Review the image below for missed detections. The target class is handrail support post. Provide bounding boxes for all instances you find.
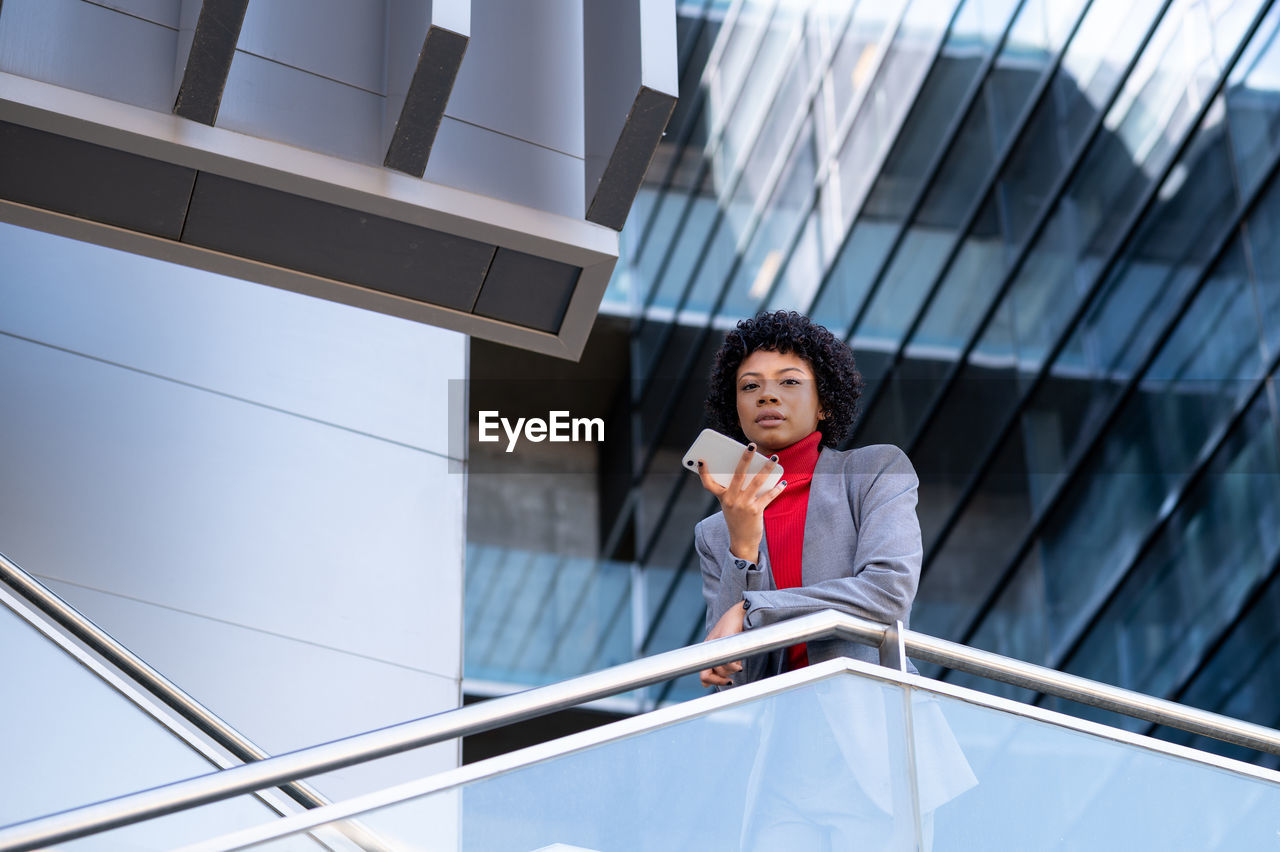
[879,619,908,672]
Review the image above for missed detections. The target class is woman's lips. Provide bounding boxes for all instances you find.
[756,410,785,425]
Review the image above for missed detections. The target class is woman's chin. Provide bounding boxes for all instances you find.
[747,430,788,453]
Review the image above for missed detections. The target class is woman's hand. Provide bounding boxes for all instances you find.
[699,602,747,687]
[696,444,786,562]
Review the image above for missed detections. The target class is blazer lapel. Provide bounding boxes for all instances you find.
[801,448,856,586]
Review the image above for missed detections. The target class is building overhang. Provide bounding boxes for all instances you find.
[0,72,620,360]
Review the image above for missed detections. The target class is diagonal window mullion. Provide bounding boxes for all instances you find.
[630,0,792,328]
[539,559,604,674]
[654,610,711,705]
[1141,545,1280,736]
[631,3,829,398]
[632,0,969,646]
[892,0,1183,459]
[634,0,940,479]
[917,0,1278,580]
[633,1,870,402]
[1044,346,1280,679]
[639,546,702,653]
[477,550,541,667]
[584,566,638,672]
[635,462,724,577]
[1144,623,1280,768]
[508,555,572,672]
[948,123,1280,654]
[794,0,1045,327]
[753,0,1028,318]
[834,0,1102,447]
[629,0,720,260]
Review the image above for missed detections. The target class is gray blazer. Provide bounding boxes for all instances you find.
[696,443,922,684]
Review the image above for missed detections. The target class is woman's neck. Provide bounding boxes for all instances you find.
[773,430,822,476]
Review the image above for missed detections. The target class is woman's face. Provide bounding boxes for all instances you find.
[735,349,824,455]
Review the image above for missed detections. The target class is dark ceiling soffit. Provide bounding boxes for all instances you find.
[0,120,195,238]
[0,117,599,343]
[174,0,251,125]
[385,26,469,177]
[472,247,582,334]
[586,86,676,231]
[181,171,495,312]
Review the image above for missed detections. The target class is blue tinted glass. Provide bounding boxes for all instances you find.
[716,122,817,323]
[857,224,969,351]
[1226,6,1280,192]
[919,3,1280,571]
[465,545,638,686]
[547,564,634,682]
[680,217,738,318]
[986,0,1090,140]
[767,208,826,313]
[248,670,1280,851]
[910,203,1008,351]
[1241,124,1280,355]
[1162,564,1280,768]
[996,1,1269,366]
[635,185,702,305]
[643,565,705,665]
[976,234,1266,662]
[862,0,1022,223]
[717,7,803,184]
[642,196,720,323]
[1063,393,1280,698]
[807,220,899,336]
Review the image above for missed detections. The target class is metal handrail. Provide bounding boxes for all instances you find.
[0,552,388,851]
[4,608,1280,851]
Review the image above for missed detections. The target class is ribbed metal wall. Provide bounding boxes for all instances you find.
[606,0,1280,766]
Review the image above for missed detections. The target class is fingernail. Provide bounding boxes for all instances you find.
[747,443,756,452]
[697,460,703,467]
[769,454,778,462]
[780,480,788,487]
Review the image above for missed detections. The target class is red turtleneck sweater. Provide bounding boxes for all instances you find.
[763,430,823,671]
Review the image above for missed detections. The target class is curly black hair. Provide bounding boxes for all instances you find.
[705,311,863,448]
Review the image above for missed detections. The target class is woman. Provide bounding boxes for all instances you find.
[694,310,923,687]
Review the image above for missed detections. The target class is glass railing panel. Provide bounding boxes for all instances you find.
[244,670,917,852]
[0,598,289,847]
[921,687,1280,849]
[213,662,1280,852]
[55,800,318,852]
[466,676,915,852]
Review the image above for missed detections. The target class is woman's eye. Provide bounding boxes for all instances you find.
[740,383,758,392]
[782,378,800,385]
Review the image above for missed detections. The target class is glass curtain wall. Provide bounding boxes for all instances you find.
[601,0,1280,763]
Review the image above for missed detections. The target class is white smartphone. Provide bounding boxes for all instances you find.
[681,428,783,496]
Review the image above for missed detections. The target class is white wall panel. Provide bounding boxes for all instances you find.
[219,50,383,163]
[85,0,182,29]
[0,599,281,838]
[0,224,463,456]
[39,579,459,802]
[237,0,386,94]
[428,115,584,218]
[447,0,584,157]
[0,0,177,111]
[0,333,462,677]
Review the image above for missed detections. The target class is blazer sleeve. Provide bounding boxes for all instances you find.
[741,445,922,630]
[696,517,771,633]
